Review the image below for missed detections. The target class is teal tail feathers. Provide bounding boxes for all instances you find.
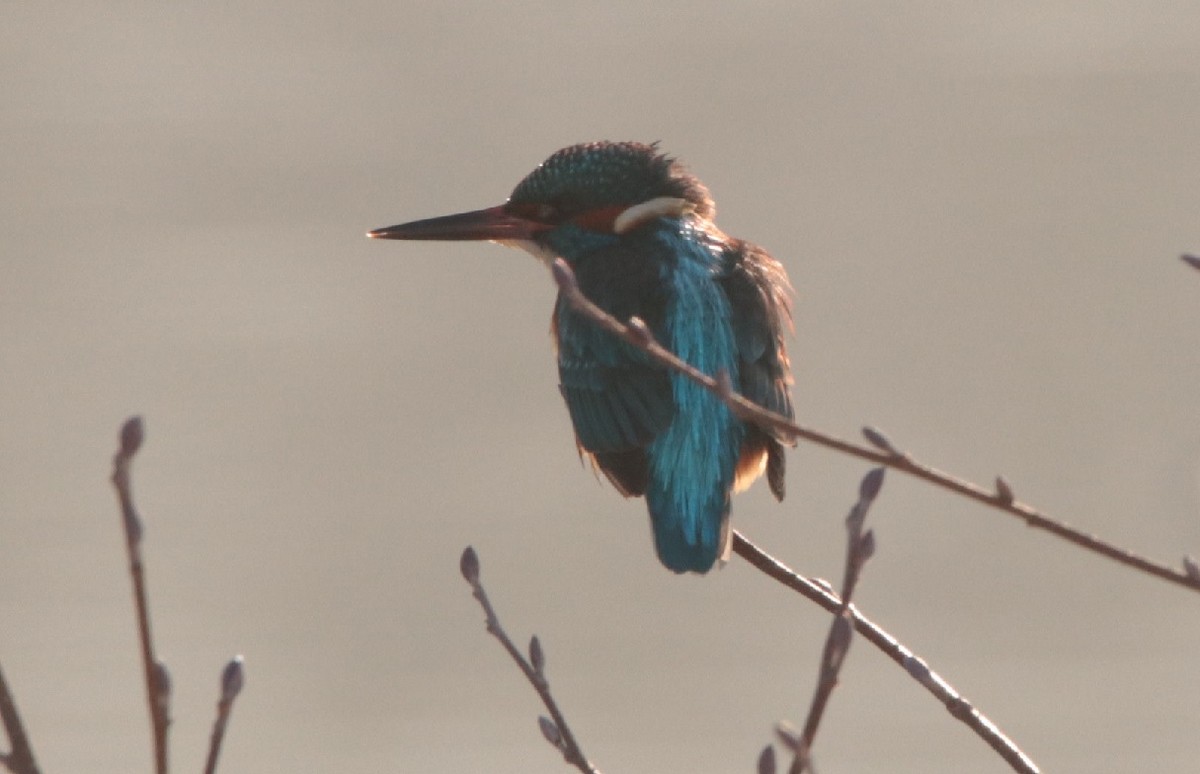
[646,483,731,573]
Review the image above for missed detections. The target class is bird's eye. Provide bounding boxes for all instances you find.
[535,203,559,222]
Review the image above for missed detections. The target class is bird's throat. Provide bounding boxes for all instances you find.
[495,238,560,266]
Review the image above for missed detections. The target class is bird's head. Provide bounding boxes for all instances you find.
[369,141,715,262]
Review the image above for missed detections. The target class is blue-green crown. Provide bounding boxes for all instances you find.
[508,142,715,221]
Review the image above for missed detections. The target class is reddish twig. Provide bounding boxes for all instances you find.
[549,257,1200,594]
[459,548,600,774]
[110,416,170,774]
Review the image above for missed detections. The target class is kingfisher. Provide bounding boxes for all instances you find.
[369,141,794,573]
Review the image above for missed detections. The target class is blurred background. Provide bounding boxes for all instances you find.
[4,3,1200,772]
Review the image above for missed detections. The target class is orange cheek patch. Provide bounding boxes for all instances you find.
[569,205,625,233]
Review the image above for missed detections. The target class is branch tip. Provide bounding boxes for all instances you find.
[220,655,245,704]
[460,546,481,584]
[119,415,145,458]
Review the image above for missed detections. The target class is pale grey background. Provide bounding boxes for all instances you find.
[3,3,1200,772]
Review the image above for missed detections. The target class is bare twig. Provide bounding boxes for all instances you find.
[732,531,1039,774]
[786,468,884,773]
[459,548,600,774]
[549,257,1200,594]
[202,656,245,774]
[0,662,39,774]
[109,416,170,774]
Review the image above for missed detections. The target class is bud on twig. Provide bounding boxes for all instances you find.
[1183,555,1200,582]
[862,425,898,455]
[220,655,245,703]
[460,546,480,585]
[774,721,801,753]
[529,635,545,676]
[859,529,877,562]
[904,655,931,683]
[120,415,145,457]
[538,715,563,749]
[995,475,1015,505]
[626,316,653,346]
[858,467,885,502]
[153,660,172,715]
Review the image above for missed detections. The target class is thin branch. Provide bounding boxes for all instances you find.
[787,468,884,773]
[549,257,1200,594]
[459,548,600,774]
[109,416,170,774]
[202,656,245,774]
[732,531,1039,774]
[0,662,39,774]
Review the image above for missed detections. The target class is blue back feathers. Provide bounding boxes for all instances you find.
[645,223,742,572]
[555,216,746,573]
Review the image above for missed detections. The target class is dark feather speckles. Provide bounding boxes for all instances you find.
[509,142,715,222]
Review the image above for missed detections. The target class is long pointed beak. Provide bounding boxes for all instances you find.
[367,205,545,242]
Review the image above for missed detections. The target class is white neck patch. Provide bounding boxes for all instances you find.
[612,196,694,235]
[495,238,559,265]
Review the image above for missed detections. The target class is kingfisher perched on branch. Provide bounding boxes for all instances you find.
[369,141,794,573]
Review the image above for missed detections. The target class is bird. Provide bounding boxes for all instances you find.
[369,141,794,574]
